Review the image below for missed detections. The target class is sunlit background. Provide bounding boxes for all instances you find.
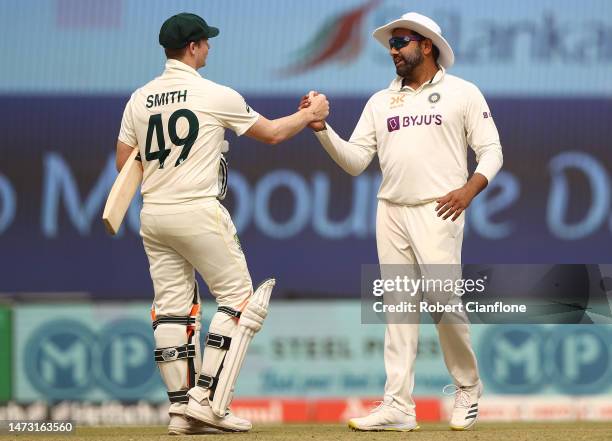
[0,0,611,425]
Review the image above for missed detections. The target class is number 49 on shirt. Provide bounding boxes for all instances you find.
[145,108,199,169]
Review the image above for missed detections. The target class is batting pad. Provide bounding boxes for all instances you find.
[153,319,201,415]
[152,290,201,416]
[211,278,275,416]
[194,310,238,401]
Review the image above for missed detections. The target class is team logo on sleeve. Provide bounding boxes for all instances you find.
[428,92,441,103]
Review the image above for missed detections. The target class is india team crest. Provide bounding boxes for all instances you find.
[428,92,441,103]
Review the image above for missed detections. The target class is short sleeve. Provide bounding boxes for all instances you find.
[208,87,260,136]
[118,94,137,147]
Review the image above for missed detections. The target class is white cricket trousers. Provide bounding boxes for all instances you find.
[376,199,480,416]
[140,198,253,316]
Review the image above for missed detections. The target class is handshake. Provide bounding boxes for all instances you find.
[299,91,329,132]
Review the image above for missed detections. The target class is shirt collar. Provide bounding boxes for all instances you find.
[163,59,202,78]
[388,66,446,92]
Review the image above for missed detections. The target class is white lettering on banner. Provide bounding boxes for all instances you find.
[231,400,283,423]
[562,334,600,381]
[469,171,519,239]
[29,151,612,240]
[312,172,371,239]
[254,170,311,239]
[0,402,47,421]
[231,170,379,239]
[547,152,611,240]
[41,153,140,237]
[41,340,88,386]
[41,153,115,237]
[0,174,16,234]
[111,337,148,384]
[495,337,541,384]
[3,399,612,424]
[228,172,252,233]
[48,402,169,425]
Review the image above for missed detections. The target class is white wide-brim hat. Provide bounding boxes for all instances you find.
[372,12,454,69]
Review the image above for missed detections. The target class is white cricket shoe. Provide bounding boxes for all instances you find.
[348,396,419,432]
[167,414,222,435]
[445,382,483,430]
[185,388,252,432]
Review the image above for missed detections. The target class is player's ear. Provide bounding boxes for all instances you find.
[422,38,433,56]
[188,41,197,54]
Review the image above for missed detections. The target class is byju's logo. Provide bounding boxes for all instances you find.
[387,116,400,132]
[387,114,442,133]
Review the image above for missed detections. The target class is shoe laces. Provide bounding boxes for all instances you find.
[443,384,470,409]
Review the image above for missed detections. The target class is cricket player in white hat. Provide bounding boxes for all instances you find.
[300,12,503,431]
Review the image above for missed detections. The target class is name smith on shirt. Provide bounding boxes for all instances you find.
[146,90,188,108]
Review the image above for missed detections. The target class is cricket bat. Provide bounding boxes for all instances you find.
[102,148,142,235]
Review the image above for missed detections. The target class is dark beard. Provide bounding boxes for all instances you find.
[395,48,424,78]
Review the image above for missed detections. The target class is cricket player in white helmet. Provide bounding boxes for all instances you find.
[115,12,328,435]
[300,12,502,432]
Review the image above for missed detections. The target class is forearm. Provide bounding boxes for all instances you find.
[436,172,489,221]
[268,110,311,144]
[464,172,489,198]
[116,140,137,171]
[313,124,374,176]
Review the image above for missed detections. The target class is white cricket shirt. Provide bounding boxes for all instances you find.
[315,68,503,206]
[118,59,259,205]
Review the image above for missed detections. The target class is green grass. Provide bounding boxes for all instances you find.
[1,423,611,441]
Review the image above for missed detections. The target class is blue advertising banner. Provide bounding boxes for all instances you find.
[0,96,611,298]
